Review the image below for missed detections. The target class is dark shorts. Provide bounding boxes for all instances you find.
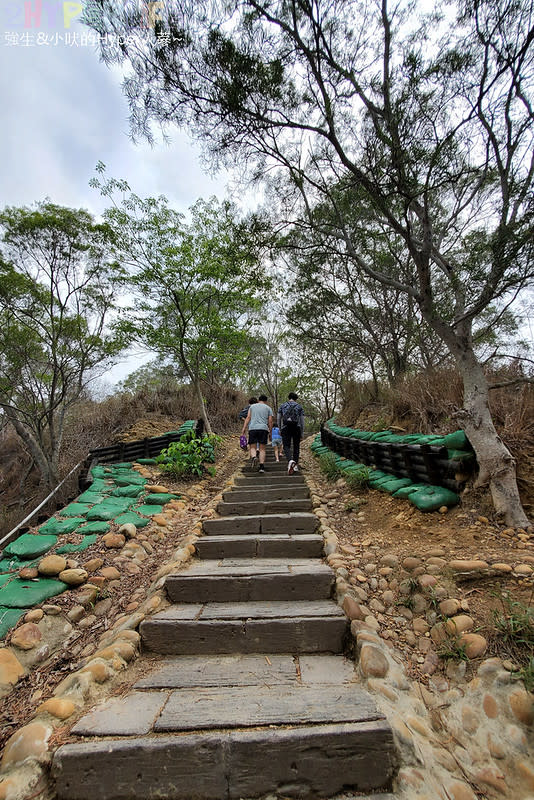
[249,429,268,445]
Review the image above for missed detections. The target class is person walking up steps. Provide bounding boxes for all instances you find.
[241,395,273,473]
[277,392,304,474]
[271,424,283,462]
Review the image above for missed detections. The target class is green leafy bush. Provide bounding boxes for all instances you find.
[344,467,371,491]
[318,452,341,482]
[156,431,222,478]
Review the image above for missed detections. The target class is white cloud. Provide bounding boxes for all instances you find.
[0,26,228,216]
[1,17,231,384]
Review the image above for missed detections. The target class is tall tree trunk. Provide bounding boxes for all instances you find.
[454,349,529,529]
[4,410,58,489]
[194,380,212,434]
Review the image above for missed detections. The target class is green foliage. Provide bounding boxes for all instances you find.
[0,201,125,487]
[156,432,222,478]
[344,468,371,491]
[91,169,273,429]
[318,452,341,482]
[437,637,469,663]
[519,659,534,694]
[492,592,534,649]
[492,591,534,689]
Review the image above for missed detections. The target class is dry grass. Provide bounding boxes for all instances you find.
[338,365,534,509]
[0,382,248,539]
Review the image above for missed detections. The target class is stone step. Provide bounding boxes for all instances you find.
[140,599,348,654]
[165,559,333,602]
[217,498,312,516]
[69,684,385,736]
[242,463,295,474]
[202,512,318,535]
[53,721,395,800]
[195,533,324,559]
[233,474,306,486]
[133,653,358,689]
[222,486,310,502]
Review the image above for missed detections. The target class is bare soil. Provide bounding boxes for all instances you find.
[300,436,534,686]
[1,427,532,760]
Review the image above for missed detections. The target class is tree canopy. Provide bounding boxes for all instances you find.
[0,201,124,488]
[86,0,534,526]
[91,171,271,431]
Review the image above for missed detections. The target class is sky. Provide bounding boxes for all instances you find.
[0,1,232,387]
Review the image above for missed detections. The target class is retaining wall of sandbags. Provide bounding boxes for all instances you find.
[311,420,476,512]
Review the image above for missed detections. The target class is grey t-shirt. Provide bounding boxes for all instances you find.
[249,402,273,431]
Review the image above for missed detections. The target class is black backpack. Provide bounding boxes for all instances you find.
[281,401,301,427]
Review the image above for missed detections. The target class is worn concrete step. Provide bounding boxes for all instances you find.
[223,486,309,503]
[70,684,385,735]
[53,721,396,800]
[217,498,312,516]
[165,559,333,602]
[242,463,295,474]
[140,599,348,654]
[233,474,306,486]
[202,512,318,536]
[195,533,324,560]
[133,653,358,689]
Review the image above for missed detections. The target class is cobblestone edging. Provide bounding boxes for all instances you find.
[305,453,534,799]
[1,442,532,800]
[0,464,231,800]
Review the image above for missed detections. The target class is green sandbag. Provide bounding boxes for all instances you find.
[393,483,429,498]
[59,503,94,518]
[369,475,396,488]
[447,449,475,461]
[0,557,31,574]
[111,462,133,469]
[136,458,157,464]
[378,478,413,493]
[85,500,132,521]
[4,533,58,559]
[0,574,12,587]
[114,475,147,487]
[90,465,108,478]
[57,534,98,553]
[111,485,146,498]
[409,485,460,511]
[77,491,108,504]
[38,518,86,536]
[114,512,150,528]
[0,577,69,608]
[136,504,164,516]
[144,493,179,505]
[367,470,389,482]
[76,521,111,535]
[442,430,470,450]
[85,478,112,492]
[0,607,27,638]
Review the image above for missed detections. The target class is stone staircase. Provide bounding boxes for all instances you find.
[52,453,397,800]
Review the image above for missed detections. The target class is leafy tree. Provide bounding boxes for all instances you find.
[92,171,271,432]
[0,202,124,489]
[86,0,534,526]
[117,360,187,395]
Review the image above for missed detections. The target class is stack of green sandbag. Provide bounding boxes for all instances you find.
[312,424,475,512]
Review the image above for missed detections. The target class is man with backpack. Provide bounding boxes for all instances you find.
[277,392,305,474]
